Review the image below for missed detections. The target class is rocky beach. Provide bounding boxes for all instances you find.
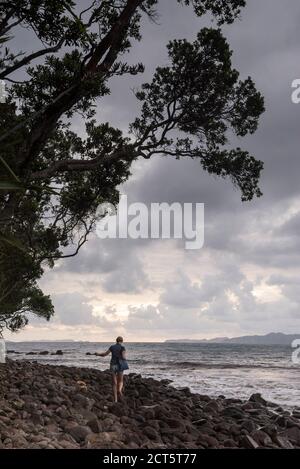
[0,359,300,449]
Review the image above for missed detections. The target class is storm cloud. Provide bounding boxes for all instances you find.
[7,0,300,341]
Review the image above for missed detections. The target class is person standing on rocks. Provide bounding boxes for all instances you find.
[96,336,128,403]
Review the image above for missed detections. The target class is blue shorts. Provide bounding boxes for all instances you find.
[110,363,123,374]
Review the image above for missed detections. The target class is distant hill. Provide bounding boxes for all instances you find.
[165,333,300,345]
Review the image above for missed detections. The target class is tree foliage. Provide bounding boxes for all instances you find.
[0,0,264,332]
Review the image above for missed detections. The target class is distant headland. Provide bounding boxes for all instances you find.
[165,332,300,345]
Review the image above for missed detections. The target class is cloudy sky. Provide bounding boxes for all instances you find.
[7,0,300,342]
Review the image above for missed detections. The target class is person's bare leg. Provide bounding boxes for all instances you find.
[117,372,124,399]
[112,373,118,402]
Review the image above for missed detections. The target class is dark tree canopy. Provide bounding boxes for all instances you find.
[0,0,264,332]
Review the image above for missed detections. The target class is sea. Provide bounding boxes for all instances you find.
[6,341,300,409]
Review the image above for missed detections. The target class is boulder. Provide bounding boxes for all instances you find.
[143,426,160,441]
[224,439,237,448]
[86,431,121,448]
[251,430,273,447]
[273,435,294,449]
[87,418,102,434]
[223,406,245,420]
[275,415,287,427]
[240,435,259,449]
[204,400,222,413]
[196,434,219,448]
[67,425,91,443]
[284,426,300,446]
[249,393,267,406]
[241,419,257,433]
[260,424,278,437]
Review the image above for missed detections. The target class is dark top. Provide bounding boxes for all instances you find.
[109,343,125,365]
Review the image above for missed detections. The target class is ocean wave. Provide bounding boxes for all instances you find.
[8,352,299,371]
[128,359,298,371]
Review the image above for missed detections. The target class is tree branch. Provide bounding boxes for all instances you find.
[29,147,136,180]
[85,0,143,73]
[0,7,15,35]
[18,0,144,171]
[0,39,65,79]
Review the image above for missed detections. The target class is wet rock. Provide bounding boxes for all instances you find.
[275,406,284,413]
[249,393,267,406]
[160,379,173,385]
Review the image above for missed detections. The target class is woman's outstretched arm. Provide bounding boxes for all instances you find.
[95,349,111,357]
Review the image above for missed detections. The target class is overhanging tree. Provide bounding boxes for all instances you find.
[0,0,264,332]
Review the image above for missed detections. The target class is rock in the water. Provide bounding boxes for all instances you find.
[249,393,267,406]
